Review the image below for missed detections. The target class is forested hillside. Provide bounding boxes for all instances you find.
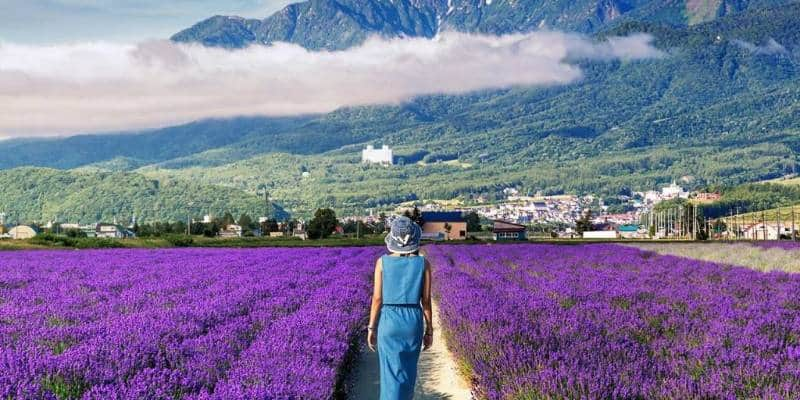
[0,2,799,219]
[0,169,285,224]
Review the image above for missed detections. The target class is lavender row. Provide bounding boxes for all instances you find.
[0,247,383,399]
[426,244,800,399]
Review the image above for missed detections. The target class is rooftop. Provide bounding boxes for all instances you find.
[421,211,465,223]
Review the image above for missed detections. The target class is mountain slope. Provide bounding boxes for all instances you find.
[0,168,286,224]
[0,117,309,170]
[2,2,800,220]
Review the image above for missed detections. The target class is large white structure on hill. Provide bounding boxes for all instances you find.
[362,145,393,165]
[661,181,688,199]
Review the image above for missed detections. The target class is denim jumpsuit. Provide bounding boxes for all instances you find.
[378,255,424,400]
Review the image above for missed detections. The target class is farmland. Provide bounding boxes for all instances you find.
[0,247,383,399]
[2,243,800,399]
[426,244,800,399]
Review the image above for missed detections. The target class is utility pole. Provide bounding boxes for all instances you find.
[777,207,782,240]
[792,206,797,241]
[761,209,767,241]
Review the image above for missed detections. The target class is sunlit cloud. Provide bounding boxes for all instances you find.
[0,31,662,137]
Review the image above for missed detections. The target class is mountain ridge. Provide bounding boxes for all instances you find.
[171,0,794,50]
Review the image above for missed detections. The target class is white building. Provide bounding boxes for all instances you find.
[582,231,619,239]
[96,224,134,239]
[362,145,393,165]
[219,224,243,238]
[741,223,792,240]
[661,182,689,200]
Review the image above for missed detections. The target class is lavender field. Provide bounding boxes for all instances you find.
[426,244,800,399]
[0,247,383,399]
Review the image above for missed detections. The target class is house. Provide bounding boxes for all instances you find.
[95,224,134,239]
[9,225,38,240]
[618,224,643,239]
[741,223,791,240]
[362,145,393,165]
[492,220,527,241]
[694,192,722,203]
[219,224,243,238]
[421,211,467,241]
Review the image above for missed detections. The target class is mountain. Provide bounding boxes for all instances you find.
[1,2,799,221]
[171,0,792,50]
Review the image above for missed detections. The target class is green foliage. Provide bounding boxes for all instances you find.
[41,375,88,400]
[701,183,800,218]
[163,235,195,247]
[307,208,338,239]
[29,233,125,249]
[403,206,425,226]
[0,168,288,224]
[575,210,593,235]
[464,211,482,232]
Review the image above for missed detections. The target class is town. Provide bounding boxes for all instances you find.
[0,171,792,243]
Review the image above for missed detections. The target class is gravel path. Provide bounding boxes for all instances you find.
[350,300,472,400]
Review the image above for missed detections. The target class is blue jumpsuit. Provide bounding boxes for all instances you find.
[378,255,425,400]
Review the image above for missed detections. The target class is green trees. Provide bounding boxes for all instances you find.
[307,208,338,239]
[403,206,424,226]
[575,209,593,235]
[464,211,482,232]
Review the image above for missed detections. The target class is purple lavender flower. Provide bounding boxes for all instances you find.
[0,247,383,399]
[426,243,800,399]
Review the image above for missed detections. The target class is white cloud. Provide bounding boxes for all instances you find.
[732,38,788,55]
[0,31,662,137]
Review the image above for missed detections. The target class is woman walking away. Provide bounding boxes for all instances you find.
[367,216,433,400]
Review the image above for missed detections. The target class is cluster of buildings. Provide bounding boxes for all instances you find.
[406,181,724,240]
[471,195,587,226]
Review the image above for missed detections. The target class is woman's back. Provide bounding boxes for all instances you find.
[381,255,424,305]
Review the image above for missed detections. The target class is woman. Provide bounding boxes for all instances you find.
[367,216,433,400]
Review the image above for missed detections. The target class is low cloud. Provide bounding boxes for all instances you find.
[0,31,662,137]
[733,38,788,55]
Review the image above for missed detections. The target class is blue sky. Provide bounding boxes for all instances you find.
[0,0,292,43]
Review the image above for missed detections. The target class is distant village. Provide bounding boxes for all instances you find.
[0,145,783,242]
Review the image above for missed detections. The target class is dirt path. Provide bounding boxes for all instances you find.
[350,300,472,400]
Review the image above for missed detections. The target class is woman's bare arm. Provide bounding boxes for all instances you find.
[367,258,383,351]
[422,258,433,350]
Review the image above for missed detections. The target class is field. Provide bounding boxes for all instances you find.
[0,247,383,399]
[426,244,800,399]
[630,242,800,273]
[3,243,800,399]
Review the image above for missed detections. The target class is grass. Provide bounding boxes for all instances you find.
[719,204,800,225]
[628,242,800,273]
[0,234,387,251]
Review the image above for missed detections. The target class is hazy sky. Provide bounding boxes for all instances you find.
[0,0,291,43]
